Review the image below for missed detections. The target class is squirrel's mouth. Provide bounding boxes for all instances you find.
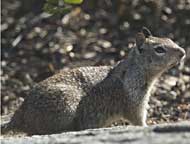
[171,51,186,68]
[169,57,185,69]
[168,60,179,69]
[169,63,176,69]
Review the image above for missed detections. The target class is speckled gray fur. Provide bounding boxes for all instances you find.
[1,28,186,135]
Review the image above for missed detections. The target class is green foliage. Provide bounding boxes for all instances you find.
[64,0,83,4]
[44,0,83,14]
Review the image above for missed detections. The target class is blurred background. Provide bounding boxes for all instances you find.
[1,0,190,125]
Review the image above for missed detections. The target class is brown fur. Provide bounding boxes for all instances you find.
[1,28,186,135]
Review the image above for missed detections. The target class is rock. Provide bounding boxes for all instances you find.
[164,76,178,87]
[1,121,190,144]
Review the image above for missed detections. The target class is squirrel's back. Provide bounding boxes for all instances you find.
[1,66,113,135]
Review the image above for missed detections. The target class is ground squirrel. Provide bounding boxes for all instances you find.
[1,27,186,135]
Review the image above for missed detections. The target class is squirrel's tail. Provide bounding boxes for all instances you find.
[1,113,15,135]
[1,121,13,135]
[1,109,23,135]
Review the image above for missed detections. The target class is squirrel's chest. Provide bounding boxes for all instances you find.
[122,72,151,104]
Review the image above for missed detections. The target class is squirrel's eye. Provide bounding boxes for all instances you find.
[154,46,166,54]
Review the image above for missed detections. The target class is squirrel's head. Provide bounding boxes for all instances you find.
[134,27,186,75]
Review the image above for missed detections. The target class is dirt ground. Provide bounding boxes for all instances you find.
[1,0,190,125]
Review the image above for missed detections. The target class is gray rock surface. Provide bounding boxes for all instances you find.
[1,121,190,144]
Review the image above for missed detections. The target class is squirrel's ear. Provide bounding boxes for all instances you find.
[136,32,146,53]
[142,27,152,38]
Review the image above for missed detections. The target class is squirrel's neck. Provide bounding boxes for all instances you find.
[108,50,158,104]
